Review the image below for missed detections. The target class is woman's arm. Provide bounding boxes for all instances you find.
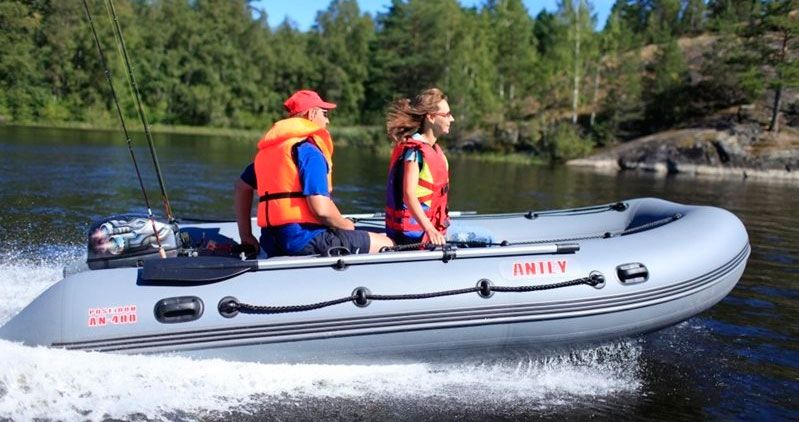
[402,160,446,245]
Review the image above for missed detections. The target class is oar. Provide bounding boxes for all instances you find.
[140,256,257,284]
[346,210,477,221]
[140,243,579,285]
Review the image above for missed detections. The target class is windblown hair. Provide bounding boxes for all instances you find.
[386,88,447,143]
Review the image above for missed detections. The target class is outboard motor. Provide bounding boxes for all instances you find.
[87,214,181,269]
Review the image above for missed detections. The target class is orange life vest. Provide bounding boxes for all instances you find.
[385,138,449,241]
[255,117,334,228]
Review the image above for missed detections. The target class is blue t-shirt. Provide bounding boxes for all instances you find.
[241,141,328,255]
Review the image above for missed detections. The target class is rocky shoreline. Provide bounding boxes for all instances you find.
[568,124,799,181]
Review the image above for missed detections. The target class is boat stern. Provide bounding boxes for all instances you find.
[0,280,65,347]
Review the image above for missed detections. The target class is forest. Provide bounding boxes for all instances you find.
[1,0,797,160]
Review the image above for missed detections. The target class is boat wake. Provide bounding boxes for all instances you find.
[0,250,643,421]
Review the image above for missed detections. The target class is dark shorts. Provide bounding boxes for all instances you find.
[300,229,371,255]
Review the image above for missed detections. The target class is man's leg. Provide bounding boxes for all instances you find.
[367,232,394,253]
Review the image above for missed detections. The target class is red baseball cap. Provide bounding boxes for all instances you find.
[283,90,337,115]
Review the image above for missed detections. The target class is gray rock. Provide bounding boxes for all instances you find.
[568,123,799,181]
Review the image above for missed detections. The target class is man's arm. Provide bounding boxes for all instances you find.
[234,178,260,252]
[306,195,355,230]
[296,142,355,230]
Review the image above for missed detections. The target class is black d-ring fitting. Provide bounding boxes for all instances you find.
[352,287,371,307]
[218,296,240,318]
[333,259,348,271]
[611,202,628,211]
[442,245,456,263]
[477,278,494,298]
[588,271,606,289]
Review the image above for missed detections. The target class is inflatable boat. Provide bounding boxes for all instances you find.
[0,198,749,363]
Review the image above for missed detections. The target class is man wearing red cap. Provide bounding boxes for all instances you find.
[235,90,394,257]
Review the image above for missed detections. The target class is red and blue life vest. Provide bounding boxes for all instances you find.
[385,138,449,242]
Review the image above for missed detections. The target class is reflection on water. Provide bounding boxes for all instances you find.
[0,126,797,420]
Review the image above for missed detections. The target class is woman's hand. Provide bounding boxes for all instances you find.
[425,227,446,246]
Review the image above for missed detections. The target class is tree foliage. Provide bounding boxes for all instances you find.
[0,0,796,160]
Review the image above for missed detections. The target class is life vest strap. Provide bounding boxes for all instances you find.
[418,179,449,195]
[259,191,306,202]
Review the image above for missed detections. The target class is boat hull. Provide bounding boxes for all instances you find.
[0,198,750,363]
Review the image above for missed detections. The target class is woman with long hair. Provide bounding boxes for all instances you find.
[385,88,455,246]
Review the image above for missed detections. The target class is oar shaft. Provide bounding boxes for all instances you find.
[253,243,578,271]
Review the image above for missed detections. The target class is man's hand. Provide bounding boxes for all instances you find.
[239,232,260,258]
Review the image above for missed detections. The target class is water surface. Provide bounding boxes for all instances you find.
[0,126,796,420]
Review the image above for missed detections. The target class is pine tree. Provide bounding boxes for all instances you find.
[597,2,644,141]
[751,0,799,132]
[364,0,463,123]
[708,0,761,28]
[646,0,681,42]
[309,0,375,125]
[447,8,500,131]
[681,0,706,35]
[645,37,690,129]
[484,0,538,119]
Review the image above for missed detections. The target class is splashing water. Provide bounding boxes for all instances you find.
[0,249,642,421]
[0,248,83,325]
[0,340,642,421]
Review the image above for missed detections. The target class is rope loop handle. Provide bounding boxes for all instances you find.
[229,272,603,315]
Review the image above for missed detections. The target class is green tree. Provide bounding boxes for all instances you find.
[645,0,681,42]
[485,0,538,118]
[445,7,500,134]
[681,0,706,35]
[555,0,596,124]
[364,0,463,124]
[309,0,375,125]
[597,4,644,140]
[708,0,761,29]
[645,37,690,128]
[0,0,46,121]
[271,21,319,116]
[748,0,799,132]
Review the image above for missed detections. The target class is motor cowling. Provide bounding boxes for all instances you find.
[87,214,180,269]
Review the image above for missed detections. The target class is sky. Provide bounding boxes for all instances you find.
[252,1,615,31]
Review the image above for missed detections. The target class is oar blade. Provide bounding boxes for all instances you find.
[140,256,256,284]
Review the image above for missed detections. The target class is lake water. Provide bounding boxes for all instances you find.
[0,126,796,421]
